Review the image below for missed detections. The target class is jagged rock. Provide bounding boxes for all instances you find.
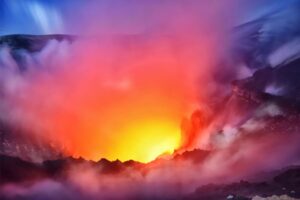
[2,153,299,199]
[0,34,74,52]
[173,149,210,164]
[0,154,46,184]
[252,195,300,200]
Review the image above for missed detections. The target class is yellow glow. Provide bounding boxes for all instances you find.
[110,120,181,163]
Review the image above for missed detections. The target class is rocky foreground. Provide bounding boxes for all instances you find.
[0,153,299,200]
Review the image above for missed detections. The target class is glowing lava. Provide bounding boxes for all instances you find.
[114,119,181,162]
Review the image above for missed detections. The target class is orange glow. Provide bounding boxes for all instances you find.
[111,119,180,162]
[7,36,215,162]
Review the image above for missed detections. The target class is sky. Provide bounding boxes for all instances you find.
[0,0,297,36]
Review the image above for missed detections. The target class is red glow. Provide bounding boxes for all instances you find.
[6,36,216,162]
